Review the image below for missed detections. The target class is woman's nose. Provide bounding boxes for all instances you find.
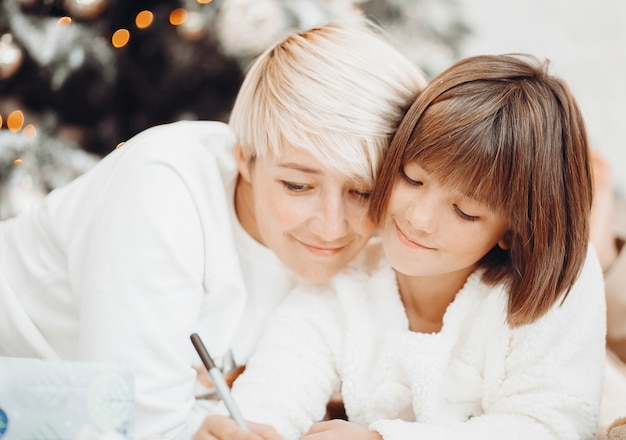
[308,193,349,242]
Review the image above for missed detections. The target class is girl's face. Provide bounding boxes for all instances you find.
[236,142,376,283]
[381,162,509,283]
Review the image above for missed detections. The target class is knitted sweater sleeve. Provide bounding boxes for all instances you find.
[370,247,607,440]
[225,284,344,440]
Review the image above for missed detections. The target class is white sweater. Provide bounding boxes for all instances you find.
[229,240,607,440]
[0,121,296,439]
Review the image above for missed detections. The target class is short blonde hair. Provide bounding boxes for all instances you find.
[229,20,427,185]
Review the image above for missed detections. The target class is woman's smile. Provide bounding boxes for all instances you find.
[296,236,348,257]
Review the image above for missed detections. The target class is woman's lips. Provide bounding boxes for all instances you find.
[299,241,345,257]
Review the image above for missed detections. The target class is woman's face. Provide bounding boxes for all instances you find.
[236,141,376,283]
[381,162,509,283]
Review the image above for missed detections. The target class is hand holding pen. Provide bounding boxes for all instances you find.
[190,334,283,440]
[190,333,250,431]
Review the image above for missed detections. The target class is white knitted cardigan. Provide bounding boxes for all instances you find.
[227,241,606,440]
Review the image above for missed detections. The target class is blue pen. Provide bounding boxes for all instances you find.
[190,333,250,431]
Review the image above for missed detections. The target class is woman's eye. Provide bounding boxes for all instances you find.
[400,168,422,186]
[282,181,309,192]
[454,205,479,222]
[350,189,371,201]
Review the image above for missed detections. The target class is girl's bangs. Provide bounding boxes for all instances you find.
[404,136,509,211]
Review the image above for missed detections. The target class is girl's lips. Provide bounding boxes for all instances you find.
[395,224,434,250]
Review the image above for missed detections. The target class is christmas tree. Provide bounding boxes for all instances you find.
[0,0,469,218]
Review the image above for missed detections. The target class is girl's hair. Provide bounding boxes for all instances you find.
[370,54,593,327]
[229,20,427,185]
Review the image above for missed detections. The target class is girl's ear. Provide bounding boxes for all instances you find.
[498,230,513,250]
[234,145,252,183]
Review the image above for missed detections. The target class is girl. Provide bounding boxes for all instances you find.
[198,54,606,440]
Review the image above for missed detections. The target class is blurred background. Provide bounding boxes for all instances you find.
[0,0,624,219]
[457,0,626,200]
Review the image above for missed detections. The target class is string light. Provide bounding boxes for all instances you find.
[6,110,24,132]
[169,8,187,26]
[0,111,37,139]
[105,3,217,49]
[112,29,130,48]
[57,16,72,26]
[135,10,153,29]
[22,124,37,139]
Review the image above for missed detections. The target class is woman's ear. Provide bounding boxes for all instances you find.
[234,145,253,183]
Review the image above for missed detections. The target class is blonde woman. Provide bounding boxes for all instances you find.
[0,21,426,439]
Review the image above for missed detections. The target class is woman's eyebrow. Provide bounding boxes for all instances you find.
[275,162,321,175]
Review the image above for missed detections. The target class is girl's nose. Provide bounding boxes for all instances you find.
[406,193,439,234]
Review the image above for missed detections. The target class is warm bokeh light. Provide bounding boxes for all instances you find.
[0,115,3,128]
[22,124,36,139]
[57,16,72,26]
[13,158,23,166]
[135,10,153,29]
[115,141,125,149]
[197,0,213,4]
[169,8,187,26]
[7,110,24,132]
[112,29,131,48]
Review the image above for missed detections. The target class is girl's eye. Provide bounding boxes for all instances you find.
[454,205,479,222]
[400,168,422,186]
[282,181,310,192]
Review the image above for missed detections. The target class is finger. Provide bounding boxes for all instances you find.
[192,426,219,440]
[197,415,261,440]
[302,420,353,439]
[303,420,334,435]
[192,417,217,440]
[206,424,261,440]
[248,421,283,440]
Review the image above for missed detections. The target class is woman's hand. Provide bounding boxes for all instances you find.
[301,420,383,440]
[193,414,283,440]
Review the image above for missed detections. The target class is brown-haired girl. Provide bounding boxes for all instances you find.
[199,54,606,440]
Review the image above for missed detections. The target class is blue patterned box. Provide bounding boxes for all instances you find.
[0,357,134,439]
